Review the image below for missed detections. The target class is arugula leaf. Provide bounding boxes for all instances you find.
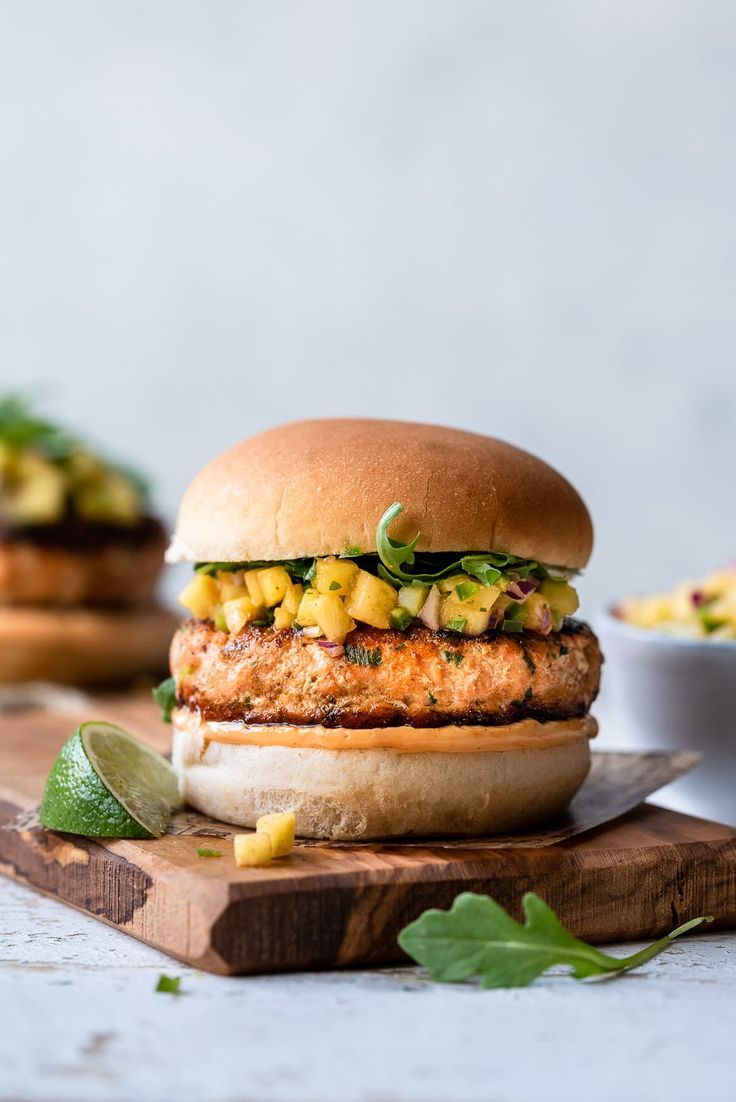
[0,394,79,459]
[196,558,315,580]
[398,892,713,989]
[374,503,565,589]
[340,545,364,558]
[152,677,177,723]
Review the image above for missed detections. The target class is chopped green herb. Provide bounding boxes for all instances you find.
[520,643,536,674]
[394,642,406,650]
[244,696,251,708]
[341,545,364,558]
[345,643,382,667]
[427,690,438,705]
[155,974,182,995]
[196,847,222,859]
[443,650,464,667]
[455,581,479,602]
[445,617,467,633]
[292,622,302,631]
[558,642,569,657]
[152,677,177,724]
[329,580,342,591]
[398,891,713,989]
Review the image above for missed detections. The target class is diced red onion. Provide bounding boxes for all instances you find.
[505,578,538,602]
[418,584,441,631]
[487,608,504,630]
[691,590,705,608]
[318,639,345,657]
[301,625,322,638]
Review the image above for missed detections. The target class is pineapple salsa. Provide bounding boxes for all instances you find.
[0,395,147,528]
[178,503,580,646]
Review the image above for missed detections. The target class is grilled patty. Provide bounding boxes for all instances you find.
[172,619,603,728]
[0,518,166,607]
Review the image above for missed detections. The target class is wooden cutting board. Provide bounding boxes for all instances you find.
[1,694,735,975]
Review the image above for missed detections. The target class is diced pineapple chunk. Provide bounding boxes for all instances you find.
[539,579,579,617]
[222,596,259,634]
[244,569,265,607]
[315,557,359,596]
[74,470,141,524]
[295,587,322,627]
[345,570,398,629]
[257,566,292,607]
[440,582,500,635]
[282,583,304,616]
[273,605,295,630]
[220,576,246,603]
[437,573,467,596]
[398,585,429,616]
[440,598,491,636]
[234,833,272,868]
[315,592,356,643]
[178,574,220,620]
[7,456,66,524]
[520,592,554,633]
[256,812,295,857]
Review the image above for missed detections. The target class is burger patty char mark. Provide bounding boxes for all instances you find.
[172,619,602,728]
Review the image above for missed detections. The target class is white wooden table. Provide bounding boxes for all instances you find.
[1,873,734,1102]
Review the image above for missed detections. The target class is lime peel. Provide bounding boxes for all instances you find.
[40,721,180,839]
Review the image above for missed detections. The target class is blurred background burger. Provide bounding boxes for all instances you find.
[0,395,174,684]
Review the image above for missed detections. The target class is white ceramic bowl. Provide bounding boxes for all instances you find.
[597,610,736,825]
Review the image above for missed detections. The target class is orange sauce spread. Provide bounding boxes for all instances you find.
[174,710,597,755]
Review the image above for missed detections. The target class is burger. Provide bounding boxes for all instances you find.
[0,395,175,684]
[164,418,602,840]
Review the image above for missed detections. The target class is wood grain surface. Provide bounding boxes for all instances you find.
[1,694,735,975]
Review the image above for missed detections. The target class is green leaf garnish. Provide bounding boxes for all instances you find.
[398,892,714,989]
[196,557,316,580]
[374,503,567,590]
[340,545,364,558]
[155,974,182,995]
[197,847,222,858]
[152,677,177,724]
[443,650,464,667]
[344,643,382,667]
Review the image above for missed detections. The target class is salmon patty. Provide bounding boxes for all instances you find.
[172,619,602,728]
[0,518,166,607]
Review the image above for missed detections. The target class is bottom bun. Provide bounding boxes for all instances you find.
[172,712,595,840]
[0,604,177,685]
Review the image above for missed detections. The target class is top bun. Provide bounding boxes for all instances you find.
[168,419,593,569]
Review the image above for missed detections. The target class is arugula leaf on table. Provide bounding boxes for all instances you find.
[152,677,177,724]
[398,892,713,989]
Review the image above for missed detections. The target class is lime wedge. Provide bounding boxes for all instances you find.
[40,721,180,839]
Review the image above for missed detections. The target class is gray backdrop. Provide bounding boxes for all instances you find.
[2,1,735,612]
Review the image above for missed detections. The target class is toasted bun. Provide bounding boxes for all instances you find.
[171,713,593,840]
[168,419,593,569]
[0,604,177,685]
